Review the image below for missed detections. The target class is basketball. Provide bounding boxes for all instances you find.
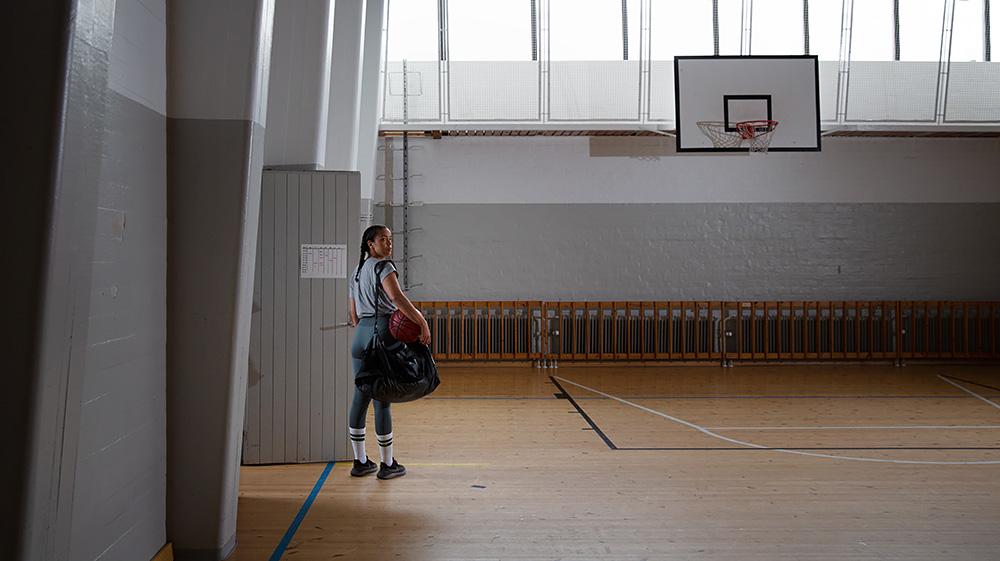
[389,309,421,343]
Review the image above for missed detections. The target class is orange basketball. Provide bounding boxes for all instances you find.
[389,309,421,343]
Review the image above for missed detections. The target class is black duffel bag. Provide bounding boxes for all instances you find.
[354,261,440,403]
[355,336,440,403]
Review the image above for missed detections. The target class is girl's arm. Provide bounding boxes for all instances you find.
[381,272,431,344]
[349,297,359,327]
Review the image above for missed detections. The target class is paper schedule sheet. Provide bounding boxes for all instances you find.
[300,244,347,278]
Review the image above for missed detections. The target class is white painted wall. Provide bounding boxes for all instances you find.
[324,0,365,170]
[264,0,335,167]
[109,0,166,115]
[380,135,1000,301]
[166,2,275,558]
[167,0,273,125]
[357,0,386,198]
[69,1,168,560]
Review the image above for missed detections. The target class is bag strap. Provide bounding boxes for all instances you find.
[372,259,394,301]
[370,259,395,340]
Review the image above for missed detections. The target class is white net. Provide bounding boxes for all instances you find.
[696,121,744,148]
[695,120,779,154]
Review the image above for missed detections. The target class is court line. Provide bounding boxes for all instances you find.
[405,462,492,467]
[616,447,1000,451]
[706,425,1000,430]
[552,376,1000,465]
[569,394,974,400]
[939,375,1000,411]
[426,395,987,401]
[269,461,334,561]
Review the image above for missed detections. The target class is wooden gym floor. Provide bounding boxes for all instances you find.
[230,364,1000,561]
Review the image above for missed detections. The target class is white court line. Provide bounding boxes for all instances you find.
[706,425,1000,431]
[553,376,1000,465]
[938,375,1000,411]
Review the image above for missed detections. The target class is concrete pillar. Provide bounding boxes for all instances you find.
[264,0,336,169]
[357,0,388,199]
[5,1,115,559]
[324,0,366,171]
[166,1,274,559]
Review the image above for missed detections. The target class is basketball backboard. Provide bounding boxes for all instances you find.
[674,55,821,152]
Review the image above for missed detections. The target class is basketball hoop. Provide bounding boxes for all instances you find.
[696,121,744,149]
[736,120,779,154]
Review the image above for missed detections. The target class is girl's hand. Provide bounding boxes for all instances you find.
[419,321,432,345]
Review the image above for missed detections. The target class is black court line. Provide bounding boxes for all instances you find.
[549,376,618,450]
[566,394,975,400]
[616,446,1000,451]
[553,377,1000,453]
[939,374,1000,394]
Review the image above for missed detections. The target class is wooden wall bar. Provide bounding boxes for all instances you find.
[413,301,1000,363]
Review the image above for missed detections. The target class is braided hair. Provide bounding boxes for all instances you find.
[356,224,388,283]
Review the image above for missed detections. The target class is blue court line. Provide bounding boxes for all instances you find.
[269,461,334,561]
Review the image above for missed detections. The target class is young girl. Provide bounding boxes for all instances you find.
[347,225,431,479]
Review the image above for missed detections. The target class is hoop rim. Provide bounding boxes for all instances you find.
[736,119,779,139]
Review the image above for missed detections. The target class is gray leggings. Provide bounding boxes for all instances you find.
[349,316,393,433]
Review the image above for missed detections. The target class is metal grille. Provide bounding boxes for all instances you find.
[414,301,1000,363]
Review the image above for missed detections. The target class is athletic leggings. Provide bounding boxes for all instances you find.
[349,316,394,433]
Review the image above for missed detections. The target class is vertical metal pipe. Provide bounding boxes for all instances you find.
[401,59,409,123]
[837,0,854,123]
[985,0,992,61]
[542,0,550,122]
[804,0,811,54]
[531,0,538,60]
[383,137,393,230]
[439,0,449,122]
[402,130,409,287]
[622,0,630,60]
[742,0,754,55]
[713,0,720,55]
[894,0,901,61]
[937,0,957,123]
[640,0,651,122]
[400,60,409,286]
[438,0,447,61]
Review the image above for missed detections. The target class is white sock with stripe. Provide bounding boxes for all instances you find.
[377,432,394,466]
[349,427,366,462]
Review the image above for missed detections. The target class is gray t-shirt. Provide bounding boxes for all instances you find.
[349,257,398,317]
